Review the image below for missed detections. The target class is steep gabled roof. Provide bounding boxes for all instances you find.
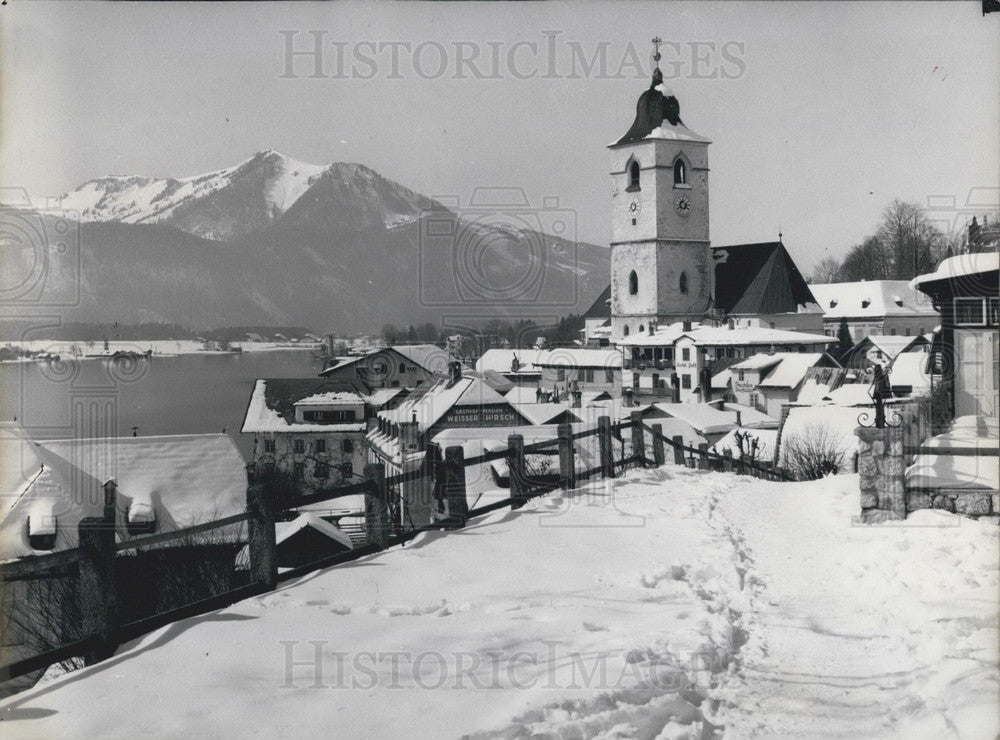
[583,285,612,318]
[712,242,817,315]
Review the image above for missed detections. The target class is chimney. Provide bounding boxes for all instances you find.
[735,410,742,427]
[571,390,582,408]
[623,387,633,407]
[399,420,420,453]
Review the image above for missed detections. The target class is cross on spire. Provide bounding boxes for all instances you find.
[652,36,662,64]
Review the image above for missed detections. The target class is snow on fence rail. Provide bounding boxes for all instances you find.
[0,413,791,688]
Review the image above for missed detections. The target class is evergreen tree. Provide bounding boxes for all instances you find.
[835,318,853,359]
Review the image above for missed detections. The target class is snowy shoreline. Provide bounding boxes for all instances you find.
[0,340,320,363]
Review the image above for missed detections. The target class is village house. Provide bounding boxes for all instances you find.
[621,321,834,403]
[319,344,449,389]
[912,252,999,418]
[729,352,839,417]
[838,333,930,371]
[809,280,939,343]
[241,378,373,491]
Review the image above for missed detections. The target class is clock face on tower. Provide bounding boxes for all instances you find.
[673,193,691,217]
[627,198,641,216]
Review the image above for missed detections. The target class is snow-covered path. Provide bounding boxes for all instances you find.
[1,468,996,739]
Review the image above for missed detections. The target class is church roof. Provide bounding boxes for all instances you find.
[583,284,612,318]
[611,71,709,147]
[711,241,818,315]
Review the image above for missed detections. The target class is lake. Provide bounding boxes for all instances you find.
[0,350,324,461]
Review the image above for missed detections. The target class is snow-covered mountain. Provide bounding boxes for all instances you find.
[61,151,332,240]
[35,153,611,331]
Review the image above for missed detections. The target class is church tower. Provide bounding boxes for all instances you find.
[609,41,712,342]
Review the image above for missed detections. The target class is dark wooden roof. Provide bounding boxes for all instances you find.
[711,242,817,315]
[584,284,612,318]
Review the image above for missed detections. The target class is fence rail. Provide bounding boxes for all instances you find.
[1,413,790,686]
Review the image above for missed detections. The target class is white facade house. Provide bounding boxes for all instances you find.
[809,280,939,342]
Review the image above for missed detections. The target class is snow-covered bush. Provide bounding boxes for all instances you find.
[781,423,848,481]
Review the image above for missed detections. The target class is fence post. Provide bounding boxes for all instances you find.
[364,463,389,548]
[597,416,615,479]
[630,411,646,466]
[507,434,527,509]
[443,446,468,528]
[558,423,576,490]
[722,448,734,472]
[247,479,277,591]
[696,443,709,470]
[78,483,118,665]
[672,435,685,465]
[651,423,665,467]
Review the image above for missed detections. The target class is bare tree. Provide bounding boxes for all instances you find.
[839,235,892,281]
[782,424,848,481]
[878,199,943,279]
[809,256,843,284]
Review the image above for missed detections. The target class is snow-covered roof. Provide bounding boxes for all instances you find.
[888,352,931,391]
[809,281,938,319]
[532,348,622,368]
[294,392,365,406]
[1,434,248,560]
[718,403,780,429]
[911,252,1000,289]
[620,321,833,348]
[731,354,784,372]
[241,379,368,433]
[504,386,543,404]
[390,344,451,374]
[796,377,839,405]
[509,403,582,426]
[363,388,406,408]
[275,514,354,550]
[820,382,874,407]
[650,402,737,435]
[758,353,825,389]
[865,335,925,360]
[474,349,545,375]
[906,420,998,490]
[378,376,516,432]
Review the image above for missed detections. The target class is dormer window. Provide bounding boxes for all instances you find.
[829,300,838,308]
[861,298,871,309]
[628,270,638,295]
[893,295,904,307]
[627,159,640,191]
[673,159,687,186]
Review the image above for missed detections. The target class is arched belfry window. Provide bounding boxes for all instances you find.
[673,159,687,186]
[679,271,688,294]
[627,159,640,191]
[623,325,630,337]
[628,270,638,295]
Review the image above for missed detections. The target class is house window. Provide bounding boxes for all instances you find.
[988,297,1000,326]
[583,369,595,383]
[293,439,305,454]
[638,324,645,334]
[627,158,640,191]
[263,439,275,453]
[955,298,985,326]
[628,270,638,295]
[738,370,745,381]
[679,272,688,294]
[315,439,327,453]
[293,462,305,478]
[681,374,692,389]
[904,328,910,336]
[342,462,353,478]
[605,368,615,383]
[749,393,760,410]
[682,347,690,362]
[315,462,329,479]
[400,363,406,373]
[673,159,686,185]
[342,439,354,453]
[890,328,897,336]
[623,325,630,337]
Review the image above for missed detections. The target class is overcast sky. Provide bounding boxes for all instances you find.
[2,1,997,275]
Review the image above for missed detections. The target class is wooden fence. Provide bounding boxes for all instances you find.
[0,411,791,685]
